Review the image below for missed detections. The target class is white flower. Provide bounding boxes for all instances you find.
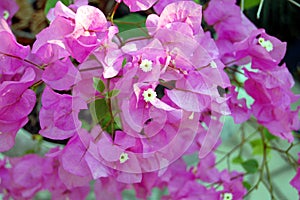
[258,37,273,52]
[223,192,233,200]
[139,59,153,72]
[142,88,157,102]
[263,40,273,52]
[119,152,129,164]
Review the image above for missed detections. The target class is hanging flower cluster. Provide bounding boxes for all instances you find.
[0,0,299,199]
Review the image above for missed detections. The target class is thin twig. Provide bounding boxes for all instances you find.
[0,51,44,70]
[215,129,257,166]
[261,130,275,200]
[288,0,300,7]
[241,0,245,11]
[79,66,103,72]
[257,0,265,19]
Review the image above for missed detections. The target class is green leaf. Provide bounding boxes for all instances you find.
[250,139,264,155]
[89,99,121,134]
[243,181,252,191]
[242,159,259,174]
[45,0,71,15]
[93,77,105,93]
[114,13,146,32]
[106,90,120,98]
[81,120,91,131]
[263,128,277,141]
[122,190,137,200]
[114,14,148,40]
[89,99,109,124]
[122,58,127,67]
[250,137,271,156]
[232,156,244,164]
[242,0,261,9]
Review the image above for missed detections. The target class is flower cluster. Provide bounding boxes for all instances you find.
[204,0,300,142]
[0,0,299,199]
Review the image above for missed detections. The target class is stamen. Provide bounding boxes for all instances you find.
[139,59,153,72]
[142,88,157,102]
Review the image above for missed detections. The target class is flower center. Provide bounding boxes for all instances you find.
[258,37,273,52]
[139,59,153,72]
[119,152,129,164]
[223,192,233,200]
[3,10,9,20]
[142,88,157,102]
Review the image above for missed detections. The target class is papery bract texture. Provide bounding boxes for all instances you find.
[0,19,30,75]
[39,87,87,140]
[117,0,157,12]
[0,68,36,152]
[33,2,115,63]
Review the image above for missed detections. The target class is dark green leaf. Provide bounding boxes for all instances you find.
[89,99,120,134]
[114,14,148,40]
[93,77,105,93]
[45,0,71,15]
[243,181,252,191]
[89,99,109,124]
[242,159,259,174]
[263,128,277,141]
[114,13,146,32]
[242,0,260,9]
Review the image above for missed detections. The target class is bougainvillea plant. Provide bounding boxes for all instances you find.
[0,0,299,199]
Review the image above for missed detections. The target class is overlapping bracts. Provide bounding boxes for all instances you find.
[0,0,299,199]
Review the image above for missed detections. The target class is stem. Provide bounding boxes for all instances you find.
[79,66,103,72]
[87,94,105,104]
[106,79,115,139]
[225,66,244,75]
[245,127,277,199]
[30,80,44,90]
[122,35,153,45]
[236,125,246,160]
[114,34,123,47]
[267,142,299,169]
[215,128,257,166]
[196,64,210,71]
[0,51,44,70]
[241,0,245,11]
[260,130,275,200]
[224,59,240,66]
[113,20,145,25]
[257,0,265,19]
[109,3,120,24]
[94,112,119,142]
[288,0,300,7]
